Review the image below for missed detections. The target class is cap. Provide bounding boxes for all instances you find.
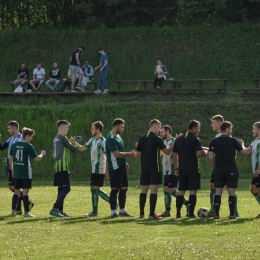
[80,46,85,51]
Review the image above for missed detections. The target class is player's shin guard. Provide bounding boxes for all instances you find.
[171,190,178,198]
[150,194,157,217]
[210,189,216,213]
[119,189,127,209]
[139,193,147,215]
[214,195,221,216]
[91,189,99,214]
[110,189,119,210]
[188,195,197,216]
[176,195,184,215]
[234,192,238,215]
[164,192,171,212]
[23,195,29,212]
[253,192,260,205]
[228,195,236,216]
[98,189,110,203]
[12,194,19,210]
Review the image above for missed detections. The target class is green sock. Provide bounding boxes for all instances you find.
[91,189,99,214]
[210,189,216,213]
[253,192,260,205]
[98,189,110,203]
[171,190,178,198]
[234,192,238,215]
[164,192,171,212]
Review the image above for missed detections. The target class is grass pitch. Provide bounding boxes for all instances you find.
[0,179,259,260]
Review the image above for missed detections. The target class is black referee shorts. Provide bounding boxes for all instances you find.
[178,172,201,191]
[54,171,70,186]
[140,172,162,185]
[109,165,128,189]
[163,175,178,188]
[214,167,238,188]
[251,174,260,188]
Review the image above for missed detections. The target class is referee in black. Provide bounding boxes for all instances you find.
[209,121,246,219]
[173,119,208,218]
[136,119,174,219]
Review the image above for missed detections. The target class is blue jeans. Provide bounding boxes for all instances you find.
[46,78,60,91]
[98,70,108,90]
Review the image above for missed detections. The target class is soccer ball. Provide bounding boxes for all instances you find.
[76,136,83,143]
[197,207,209,218]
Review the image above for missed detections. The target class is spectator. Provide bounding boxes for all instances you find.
[45,63,61,92]
[29,63,46,92]
[154,60,168,89]
[76,61,94,92]
[12,63,29,89]
[69,46,85,92]
[94,47,109,94]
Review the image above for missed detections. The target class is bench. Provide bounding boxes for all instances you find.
[114,79,230,92]
[0,91,94,96]
[241,88,260,93]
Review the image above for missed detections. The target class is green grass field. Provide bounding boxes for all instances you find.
[0,179,259,260]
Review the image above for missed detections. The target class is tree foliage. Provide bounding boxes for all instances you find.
[1,0,260,30]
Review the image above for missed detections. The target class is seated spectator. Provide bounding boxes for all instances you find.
[154,60,168,89]
[58,70,79,92]
[45,63,61,91]
[29,63,46,92]
[76,61,94,92]
[12,63,29,90]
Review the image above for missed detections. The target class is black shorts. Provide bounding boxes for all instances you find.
[214,167,238,188]
[9,169,14,187]
[140,172,162,185]
[210,169,215,183]
[163,175,178,188]
[90,174,105,187]
[178,172,201,191]
[14,178,32,189]
[54,171,70,186]
[109,165,128,189]
[251,175,260,188]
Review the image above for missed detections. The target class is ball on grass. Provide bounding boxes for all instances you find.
[197,207,209,218]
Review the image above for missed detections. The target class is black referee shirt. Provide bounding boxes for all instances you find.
[209,135,243,167]
[137,131,166,175]
[173,132,203,174]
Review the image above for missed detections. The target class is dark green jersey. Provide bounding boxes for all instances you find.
[106,132,126,171]
[53,134,78,172]
[10,141,38,179]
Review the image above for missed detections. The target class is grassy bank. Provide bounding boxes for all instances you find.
[0,92,258,180]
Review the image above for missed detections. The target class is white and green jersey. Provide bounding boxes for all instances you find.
[215,132,221,138]
[250,138,260,173]
[161,137,175,175]
[85,136,106,174]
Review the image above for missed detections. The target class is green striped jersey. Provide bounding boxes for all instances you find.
[85,136,106,174]
[53,134,78,173]
[215,132,221,138]
[161,137,175,175]
[250,138,260,173]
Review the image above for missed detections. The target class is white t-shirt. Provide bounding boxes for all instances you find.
[33,68,46,79]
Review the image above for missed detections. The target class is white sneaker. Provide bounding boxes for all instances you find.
[24,212,35,217]
[26,89,32,92]
[76,86,81,90]
[70,89,76,92]
[11,209,16,217]
[103,89,109,94]
[94,90,101,94]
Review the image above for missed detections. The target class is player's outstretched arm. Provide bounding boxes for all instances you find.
[34,150,46,162]
[8,155,13,172]
[0,142,8,151]
[197,149,208,157]
[113,150,136,158]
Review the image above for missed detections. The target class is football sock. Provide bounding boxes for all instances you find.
[253,192,260,205]
[150,194,157,216]
[23,195,29,212]
[176,195,184,215]
[91,189,99,214]
[111,209,117,215]
[139,193,147,215]
[110,189,119,210]
[164,192,171,212]
[17,191,23,211]
[120,208,126,213]
[54,186,71,209]
[119,189,127,209]
[228,195,236,216]
[98,189,110,203]
[12,194,19,210]
[188,195,197,216]
[171,190,178,198]
[214,195,221,216]
[57,187,63,212]
[234,192,238,215]
[210,189,216,213]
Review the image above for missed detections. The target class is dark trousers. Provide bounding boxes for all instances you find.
[154,77,164,88]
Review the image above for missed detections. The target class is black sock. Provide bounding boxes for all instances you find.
[23,195,29,212]
[58,187,63,211]
[228,195,236,216]
[188,195,197,216]
[110,189,119,210]
[149,194,157,216]
[53,186,71,209]
[12,194,19,210]
[139,193,147,215]
[118,189,127,209]
[214,195,221,216]
[176,195,184,215]
[17,191,23,211]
